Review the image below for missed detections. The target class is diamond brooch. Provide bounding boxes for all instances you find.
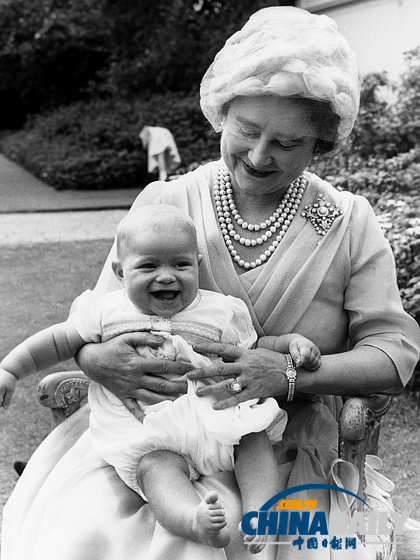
[301,194,343,236]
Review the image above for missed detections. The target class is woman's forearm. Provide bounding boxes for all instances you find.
[188,342,403,411]
[295,345,402,396]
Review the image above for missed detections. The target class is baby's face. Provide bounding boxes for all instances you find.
[120,226,200,317]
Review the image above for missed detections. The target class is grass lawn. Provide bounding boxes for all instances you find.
[380,395,420,520]
[0,239,113,518]
[0,238,419,529]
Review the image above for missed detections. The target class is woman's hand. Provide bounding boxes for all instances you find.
[75,332,191,419]
[188,342,288,410]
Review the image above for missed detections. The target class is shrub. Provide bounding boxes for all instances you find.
[0,93,221,190]
[0,100,146,190]
[349,73,404,159]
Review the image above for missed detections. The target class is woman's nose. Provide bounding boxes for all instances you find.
[248,140,272,167]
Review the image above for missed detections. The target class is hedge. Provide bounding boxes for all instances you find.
[0,93,221,190]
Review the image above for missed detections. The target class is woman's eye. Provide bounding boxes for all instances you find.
[275,140,299,150]
[239,127,259,138]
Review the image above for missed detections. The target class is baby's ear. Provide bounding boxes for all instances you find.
[112,260,124,284]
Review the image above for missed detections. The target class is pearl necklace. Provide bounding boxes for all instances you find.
[213,163,307,269]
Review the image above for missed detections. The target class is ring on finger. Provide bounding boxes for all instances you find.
[229,377,243,394]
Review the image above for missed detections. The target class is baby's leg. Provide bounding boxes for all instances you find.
[137,450,230,548]
[235,431,280,554]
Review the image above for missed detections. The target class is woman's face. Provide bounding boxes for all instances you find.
[221,96,317,198]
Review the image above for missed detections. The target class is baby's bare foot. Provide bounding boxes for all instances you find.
[240,518,266,555]
[192,491,230,549]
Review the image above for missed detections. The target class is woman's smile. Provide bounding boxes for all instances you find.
[241,159,277,178]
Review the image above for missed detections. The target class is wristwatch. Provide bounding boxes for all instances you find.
[284,354,297,401]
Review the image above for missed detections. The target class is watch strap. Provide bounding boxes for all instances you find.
[284,353,297,401]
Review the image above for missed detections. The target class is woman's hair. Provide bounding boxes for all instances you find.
[200,6,360,153]
[295,98,340,156]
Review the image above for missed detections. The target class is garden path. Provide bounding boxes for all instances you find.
[0,154,140,214]
[0,210,126,245]
[0,153,143,243]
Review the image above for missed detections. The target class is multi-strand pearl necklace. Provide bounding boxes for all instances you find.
[213,163,307,269]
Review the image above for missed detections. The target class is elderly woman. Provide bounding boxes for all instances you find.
[3,6,419,560]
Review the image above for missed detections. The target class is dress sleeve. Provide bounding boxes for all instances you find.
[221,295,258,349]
[346,196,420,387]
[69,290,104,343]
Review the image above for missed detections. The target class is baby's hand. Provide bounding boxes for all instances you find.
[0,368,18,410]
[289,336,321,371]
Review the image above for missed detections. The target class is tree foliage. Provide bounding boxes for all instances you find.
[0,0,295,127]
[0,0,111,127]
[397,46,420,148]
[99,0,293,95]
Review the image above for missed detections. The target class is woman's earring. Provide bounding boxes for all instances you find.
[312,152,320,161]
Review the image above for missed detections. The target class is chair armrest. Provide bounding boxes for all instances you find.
[338,394,392,506]
[37,371,91,429]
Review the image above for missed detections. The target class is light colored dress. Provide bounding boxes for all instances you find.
[2,161,419,560]
[71,288,286,497]
[139,126,181,176]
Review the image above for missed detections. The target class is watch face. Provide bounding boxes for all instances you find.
[285,367,297,380]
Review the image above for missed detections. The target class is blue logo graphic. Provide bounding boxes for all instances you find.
[241,484,370,538]
[240,483,409,552]
[260,484,371,511]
